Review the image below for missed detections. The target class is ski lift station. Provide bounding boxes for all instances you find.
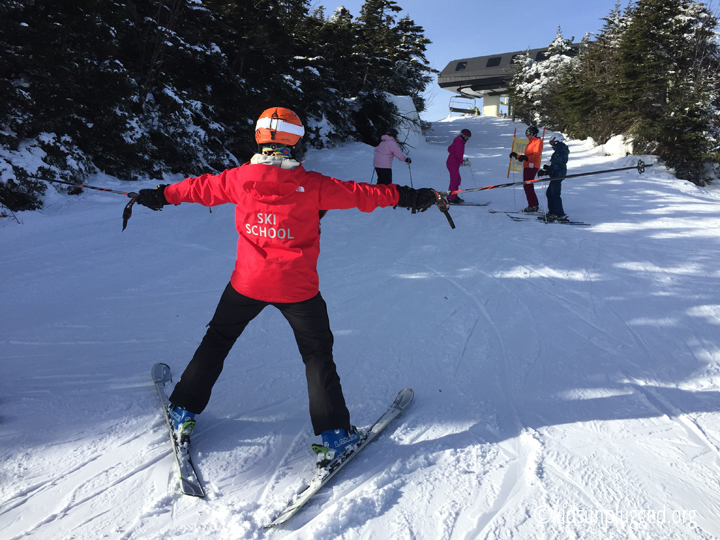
[438,45,578,117]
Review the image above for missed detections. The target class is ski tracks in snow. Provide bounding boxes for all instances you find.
[0,419,171,540]
[424,263,552,539]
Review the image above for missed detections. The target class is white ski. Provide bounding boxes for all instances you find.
[151,363,205,497]
[266,388,414,527]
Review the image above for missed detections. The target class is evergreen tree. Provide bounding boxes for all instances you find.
[0,0,436,211]
[508,28,578,128]
[351,0,434,143]
[356,0,403,91]
[512,0,719,185]
[386,15,434,114]
[614,0,720,182]
[0,0,133,208]
[290,6,359,147]
[552,3,631,141]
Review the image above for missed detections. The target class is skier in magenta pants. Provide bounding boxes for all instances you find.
[446,129,471,204]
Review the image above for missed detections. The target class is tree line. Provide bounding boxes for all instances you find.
[509,0,720,185]
[0,0,433,211]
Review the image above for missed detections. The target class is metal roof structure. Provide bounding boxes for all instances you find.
[438,45,579,99]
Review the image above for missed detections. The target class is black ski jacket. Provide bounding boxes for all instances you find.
[549,142,569,179]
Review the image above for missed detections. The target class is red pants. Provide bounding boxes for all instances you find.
[523,167,539,207]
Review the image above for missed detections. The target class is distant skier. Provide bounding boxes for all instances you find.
[537,133,570,222]
[135,107,437,466]
[373,128,410,185]
[446,128,471,204]
[509,126,542,213]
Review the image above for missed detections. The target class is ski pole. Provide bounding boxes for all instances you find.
[465,160,478,189]
[31,176,140,197]
[439,160,652,197]
[407,162,414,188]
[31,176,140,231]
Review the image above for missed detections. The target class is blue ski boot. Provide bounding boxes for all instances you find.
[168,404,196,445]
[312,426,363,466]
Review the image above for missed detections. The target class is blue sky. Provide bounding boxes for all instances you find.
[311,0,627,121]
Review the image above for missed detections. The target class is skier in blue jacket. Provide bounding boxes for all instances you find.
[538,134,570,222]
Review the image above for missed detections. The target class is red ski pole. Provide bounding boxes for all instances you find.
[439,160,651,198]
[31,177,140,230]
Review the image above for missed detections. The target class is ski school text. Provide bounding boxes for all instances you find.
[244,213,294,240]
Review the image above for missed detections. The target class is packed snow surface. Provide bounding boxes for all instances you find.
[2,115,720,539]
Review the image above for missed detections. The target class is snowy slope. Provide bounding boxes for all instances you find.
[2,115,720,539]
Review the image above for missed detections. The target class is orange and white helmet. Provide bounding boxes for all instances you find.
[255,107,305,146]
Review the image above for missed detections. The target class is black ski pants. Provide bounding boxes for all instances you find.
[375,167,393,185]
[169,283,350,435]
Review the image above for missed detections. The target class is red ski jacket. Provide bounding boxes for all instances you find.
[164,161,400,303]
[523,137,543,169]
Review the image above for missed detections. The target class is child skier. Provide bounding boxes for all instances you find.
[373,128,411,185]
[446,128,471,204]
[509,126,542,213]
[537,133,570,222]
[135,107,436,465]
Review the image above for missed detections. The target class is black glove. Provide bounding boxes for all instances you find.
[517,155,529,163]
[136,185,169,210]
[405,157,412,164]
[396,186,437,213]
[509,152,518,159]
[537,164,551,177]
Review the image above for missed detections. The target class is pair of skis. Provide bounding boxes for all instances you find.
[448,201,490,207]
[488,209,590,226]
[151,363,413,526]
[514,214,589,226]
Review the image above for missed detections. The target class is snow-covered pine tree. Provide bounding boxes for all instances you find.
[508,28,578,129]
[350,0,434,144]
[0,0,132,209]
[0,0,436,211]
[386,15,434,116]
[614,0,720,183]
[356,0,403,90]
[294,7,363,148]
[551,2,631,141]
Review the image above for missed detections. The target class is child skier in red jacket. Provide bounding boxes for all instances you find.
[509,126,543,213]
[136,107,436,464]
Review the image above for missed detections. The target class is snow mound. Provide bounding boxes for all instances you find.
[598,134,633,157]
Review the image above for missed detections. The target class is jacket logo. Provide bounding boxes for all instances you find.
[296,186,305,192]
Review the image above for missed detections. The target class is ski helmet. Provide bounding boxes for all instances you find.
[386,128,399,138]
[255,107,305,146]
[550,133,565,145]
[461,129,472,138]
[525,126,539,137]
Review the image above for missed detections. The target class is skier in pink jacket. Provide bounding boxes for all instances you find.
[446,129,471,203]
[373,128,410,185]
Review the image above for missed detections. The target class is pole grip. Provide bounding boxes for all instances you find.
[434,192,456,229]
[122,197,137,231]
